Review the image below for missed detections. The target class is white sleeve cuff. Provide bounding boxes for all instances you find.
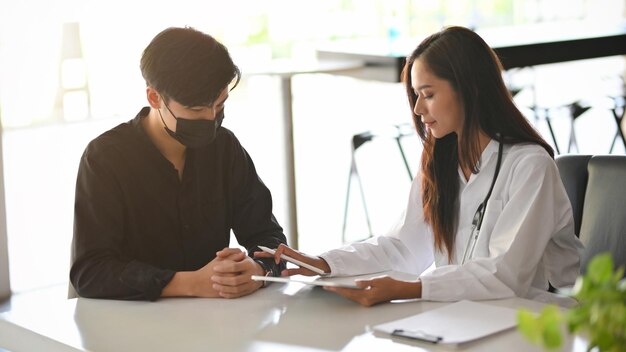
[319,251,344,277]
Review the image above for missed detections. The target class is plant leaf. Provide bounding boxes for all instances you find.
[519,253,626,351]
[540,306,563,349]
[517,309,542,344]
[612,266,625,284]
[587,254,613,284]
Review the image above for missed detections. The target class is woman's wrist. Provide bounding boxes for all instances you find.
[413,279,422,299]
[395,279,422,300]
[316,257,331,274]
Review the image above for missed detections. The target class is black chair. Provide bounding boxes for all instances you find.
[341,123,414,243]
[556,154,626,276]
[555,154,592,236]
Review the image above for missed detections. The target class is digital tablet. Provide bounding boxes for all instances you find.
[257,246,328,275]
[251,275,364,289]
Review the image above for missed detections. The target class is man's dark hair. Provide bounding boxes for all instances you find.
[140,27,241,107]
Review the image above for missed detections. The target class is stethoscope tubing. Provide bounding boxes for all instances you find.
[461,138,504,264]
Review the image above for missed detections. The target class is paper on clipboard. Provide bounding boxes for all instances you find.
[373,300,518,344]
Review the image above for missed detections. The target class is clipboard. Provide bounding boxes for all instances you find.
[373,300,518,344]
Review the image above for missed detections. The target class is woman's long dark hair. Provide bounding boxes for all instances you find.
[401,26,553,261]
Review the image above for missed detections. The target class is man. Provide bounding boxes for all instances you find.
[70,27,286,301]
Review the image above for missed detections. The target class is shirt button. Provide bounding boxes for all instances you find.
[183,224,190,230]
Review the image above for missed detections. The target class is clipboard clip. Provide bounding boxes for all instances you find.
[391,329,443,343]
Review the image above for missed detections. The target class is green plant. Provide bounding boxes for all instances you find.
[517,253,626,351]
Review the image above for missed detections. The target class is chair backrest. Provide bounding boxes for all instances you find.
[555,154,592,236]
[578,155,626,275]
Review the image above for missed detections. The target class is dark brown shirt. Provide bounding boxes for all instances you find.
[70,107,286,300]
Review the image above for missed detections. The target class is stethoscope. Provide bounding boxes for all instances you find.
[460,138,504,264]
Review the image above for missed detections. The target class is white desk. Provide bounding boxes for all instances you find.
[0,282,589,352]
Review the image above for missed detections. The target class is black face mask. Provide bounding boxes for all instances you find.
[159,102,224,148]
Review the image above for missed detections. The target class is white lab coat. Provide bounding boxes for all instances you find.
[321,140,584,304]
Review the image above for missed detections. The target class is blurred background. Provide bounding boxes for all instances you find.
[0,0,625,294]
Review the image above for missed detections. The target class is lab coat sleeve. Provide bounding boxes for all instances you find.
[420,152,578,301]
[320,176,434,277]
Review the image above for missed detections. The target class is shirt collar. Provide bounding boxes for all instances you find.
[480,138,500,165]
[458,138,500,184]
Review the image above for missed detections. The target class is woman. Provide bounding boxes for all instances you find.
[257,26,583,306]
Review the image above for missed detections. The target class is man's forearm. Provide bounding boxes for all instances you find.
[161,271,220,298]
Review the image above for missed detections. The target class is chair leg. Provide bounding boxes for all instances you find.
[568,117,578,153]
[354,165,373,238]
[611,102,626,152]
[609,132,619,153]
[341,158,355,244]
[341,154,373,244]
[543,110,561,155]
[567,102,591,153]
[395,138,412,180]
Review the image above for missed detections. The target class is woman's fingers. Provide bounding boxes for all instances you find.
[254,244,330,276]
[327,276,421,306]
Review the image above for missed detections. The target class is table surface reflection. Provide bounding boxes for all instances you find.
[0,279,589,352]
